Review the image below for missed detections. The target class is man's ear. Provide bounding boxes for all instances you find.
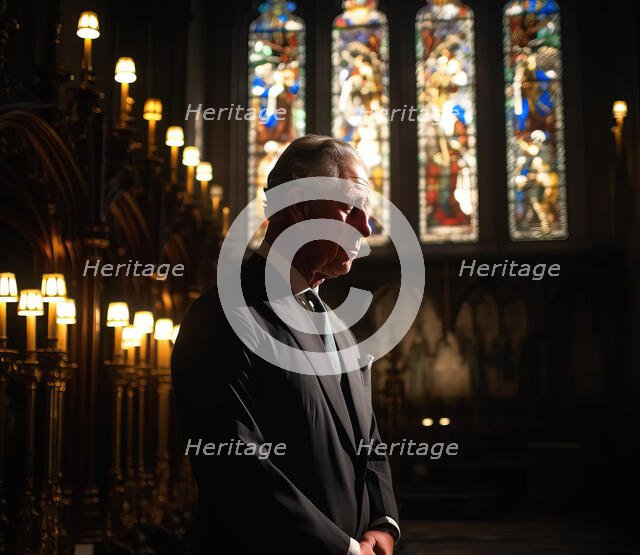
[285,185,307,224]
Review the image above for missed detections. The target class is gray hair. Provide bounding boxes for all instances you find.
[266,134,366,191]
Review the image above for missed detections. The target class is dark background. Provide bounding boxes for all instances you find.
[1,0,640,553]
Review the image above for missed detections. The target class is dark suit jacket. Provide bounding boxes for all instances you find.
[171,252,398,554]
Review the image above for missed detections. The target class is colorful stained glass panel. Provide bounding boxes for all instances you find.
[332,0,390,244]
[416,0,478,243]
[248,0,306,246]
[503,0,567,240]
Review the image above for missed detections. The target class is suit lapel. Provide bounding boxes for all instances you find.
[333,325,370,447]
[250,252,367,456]
[263,297,358,454]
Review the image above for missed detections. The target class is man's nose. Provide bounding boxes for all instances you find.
[353,207,372,238]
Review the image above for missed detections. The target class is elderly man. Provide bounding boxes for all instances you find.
[171,135,400,555]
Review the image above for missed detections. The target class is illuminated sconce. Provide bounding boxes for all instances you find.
[41,273,67,346]
[143,98,163,156]
[77,11,99,78]
[439,417,451,426]
[133,310,154,334]
[421,418,434,427]
[133,310,154,364]
[115,57,137,128]
[165,126,184,184]
[171,324,180,344]
[222,206,230,235]
[122,325,143,366]
[196,162,213,209]
[612,100,628,155]
[210,184,223,219]
[154,318,173,369]
[182,146,200,200]
[56,298,76,352]
[18,290,44,356]
[0,272,18,349]
[107,301,130,362]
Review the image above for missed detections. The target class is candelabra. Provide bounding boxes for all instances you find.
[150,318,173,525]
[5,284,73,554]
[0,7,222,553]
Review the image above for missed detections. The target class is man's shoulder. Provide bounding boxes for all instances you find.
[186,252,266,317]
[216,251,268,304]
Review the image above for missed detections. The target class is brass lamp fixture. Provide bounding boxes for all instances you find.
[56,298,76,352]
[143,98,163,156]
[165,126,184,184]
[154,318,173,369]
[18,290,44,357]
[222,206,230,235]
[107,302,130,362]
[77,11,100,78]
[612,100,628,155]
[122,325,143,366]
[41,273,67,346]
[171,324,180,344]
[196,162,213,209]
[115,57,137,128]
[210,185,223,219]
[182,147,200,201]
[0,272,18,348]
[133,310,154,365]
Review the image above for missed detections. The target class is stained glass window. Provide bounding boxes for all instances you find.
[503,0,567,240]
[332,0,390,244]
[248,0,305,245]
[416,0,478,243]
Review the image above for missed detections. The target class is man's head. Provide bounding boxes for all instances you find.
[264,134,372,289]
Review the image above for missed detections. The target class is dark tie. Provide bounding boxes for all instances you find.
[302,289,342,381]
[302,289,362,444]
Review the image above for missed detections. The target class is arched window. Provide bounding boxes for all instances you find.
[503,0,567,240]
[416,0,478,243]
[248,0,306,245]
[332,0,390,244]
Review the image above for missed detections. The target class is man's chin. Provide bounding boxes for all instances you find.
[318,261,352,281]
[334,259,353,275]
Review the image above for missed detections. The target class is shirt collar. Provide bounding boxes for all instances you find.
[256,240,317,297]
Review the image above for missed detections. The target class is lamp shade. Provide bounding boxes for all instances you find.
[196,162,213,182]
[613,100,628,119]
[18,289,44,316]
[0,272,18,302]
[122,325,143,349]
[77,11,100,39]
[154,318,173,340]
[133,310,154,334]
[143,98,163,121]
[210,184,223,201]
[171,324,180,344]
[106,302,130,327]
[56,299,77,325]
[115,57,136,83]
[182,146,200,167]
[41,273,67,302]
[165,126,184,147]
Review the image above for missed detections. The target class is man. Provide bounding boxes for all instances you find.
[171,135,400,554]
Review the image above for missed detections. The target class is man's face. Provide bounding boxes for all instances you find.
[296,159,373,287]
